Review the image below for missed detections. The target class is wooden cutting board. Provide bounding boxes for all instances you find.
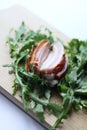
[0,5,87,130]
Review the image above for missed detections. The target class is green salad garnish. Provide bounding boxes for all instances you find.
[4,22,87,130]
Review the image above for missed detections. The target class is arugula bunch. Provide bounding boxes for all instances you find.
[59,39,87,106]
[5,22,62,129]
[5,22,87,130]
[52,39,87,129]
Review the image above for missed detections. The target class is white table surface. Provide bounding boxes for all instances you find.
[0,0,87,130]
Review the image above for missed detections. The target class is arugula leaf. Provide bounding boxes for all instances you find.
[52,88,74,129]
[35,104,44,122]
[45,89,51,100]
[65,67,78,86]
[30,100,36,109]
[47,102,62,117]
[80,100,87,108]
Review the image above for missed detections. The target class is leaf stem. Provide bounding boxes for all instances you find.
[52,89,74,129]
[28,93,49,106]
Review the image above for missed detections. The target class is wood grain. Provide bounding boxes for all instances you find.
[0,5,87,130]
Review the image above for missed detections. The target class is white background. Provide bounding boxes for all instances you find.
[0,0,87,130]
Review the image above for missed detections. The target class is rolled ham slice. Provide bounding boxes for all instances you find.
[40,42,65,74]
[56,55,68,79]
[27,40,50,72]
[27,40,68,86]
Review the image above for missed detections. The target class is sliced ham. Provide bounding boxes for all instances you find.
[27,40,68,86]
[56,55,68,79]
[27,40,50,72]
[40,42,64,73]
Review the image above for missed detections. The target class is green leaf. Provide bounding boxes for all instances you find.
[60,84,68,93]
[81,100,87,108]
[75,87,87,95]
[15,22,26,43]
[35,104,44,122]
[47,102,62,117]
[30,100,36,109]
[20,41,34,52]
[45,89,51,100]
[3,64,13,67]
[65,67,78,86]
[35,104,44,112]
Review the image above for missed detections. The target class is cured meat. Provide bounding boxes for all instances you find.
[27,40,50,72]
[27,40,68,86]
